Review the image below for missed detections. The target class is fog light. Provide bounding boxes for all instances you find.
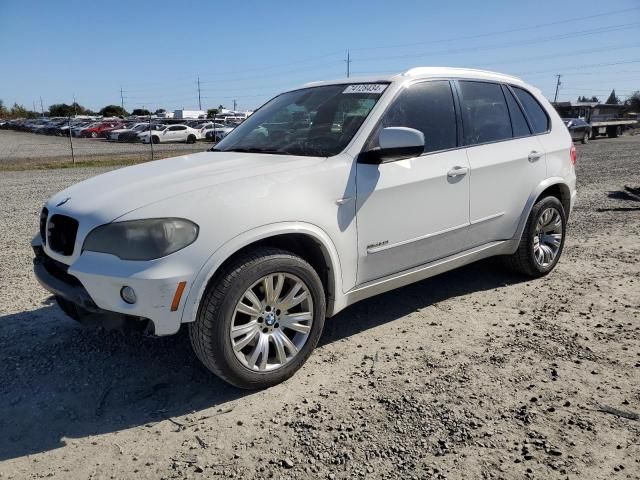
[120,286,137,304]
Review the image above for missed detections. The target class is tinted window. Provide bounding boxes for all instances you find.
[459,81,512,145]
[502,86,531,137]
[512,87,549,134]
[374,80,457,153]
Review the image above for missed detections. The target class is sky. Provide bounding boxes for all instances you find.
[0,0,639,113]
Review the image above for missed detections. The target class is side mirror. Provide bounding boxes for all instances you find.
[359,127,425,164]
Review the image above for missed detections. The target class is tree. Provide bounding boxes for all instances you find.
[154,108,166,115]
[131,108,151,116]
[0,99,7,118]
[605,89,620,105]
[99,105,128,117]
[49,103,74,117]
[207,108,219,118]
[624,91,640,112]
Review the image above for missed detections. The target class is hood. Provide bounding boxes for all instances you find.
[47,151,323,223]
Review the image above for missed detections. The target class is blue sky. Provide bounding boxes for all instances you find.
[0,0,638,113]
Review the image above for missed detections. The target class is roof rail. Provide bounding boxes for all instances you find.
[403,67,523,83]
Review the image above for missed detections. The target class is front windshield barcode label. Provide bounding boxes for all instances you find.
[343,84,387,94]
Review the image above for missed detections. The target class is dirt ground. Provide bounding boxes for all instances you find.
[0,136,639,480]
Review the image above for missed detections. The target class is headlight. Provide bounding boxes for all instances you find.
[83,218,199,260]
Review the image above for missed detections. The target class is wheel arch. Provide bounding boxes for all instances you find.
[512,178,572,250]
[180,223,343,325]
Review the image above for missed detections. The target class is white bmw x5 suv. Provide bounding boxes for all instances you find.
[33,67,576,389]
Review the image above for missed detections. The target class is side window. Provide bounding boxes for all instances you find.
[512,87,550,134]
[458,81,512,145]
[374,80,457,154]
[502,85,531,137]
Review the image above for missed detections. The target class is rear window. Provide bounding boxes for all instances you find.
[502,86,531,137]
[458,81,512,145]
[512,87,550,134]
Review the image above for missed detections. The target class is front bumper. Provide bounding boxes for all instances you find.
[32,237,194,336]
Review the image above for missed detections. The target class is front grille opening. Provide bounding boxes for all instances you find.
[39,207,48,243]
[48,214,79,256]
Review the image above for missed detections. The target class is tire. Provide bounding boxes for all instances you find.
[151,135,160,144]
[186,134,196,144]
[90,131,98,138]
[503,196,566,278]
[607,126,620,138]
[581,131,589,144]
[189,247,326,389]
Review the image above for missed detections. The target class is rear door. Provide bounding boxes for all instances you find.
[457,80,547,248]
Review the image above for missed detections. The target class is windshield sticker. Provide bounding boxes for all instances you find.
[343,84,387,95]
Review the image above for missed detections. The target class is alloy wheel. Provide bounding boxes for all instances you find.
[230,273,314,372]
[533,207,563,267]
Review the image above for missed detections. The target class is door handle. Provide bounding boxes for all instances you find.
[528,151,543,162]
[447,166,469,178]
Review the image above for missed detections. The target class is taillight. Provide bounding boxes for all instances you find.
[570,144,577,166]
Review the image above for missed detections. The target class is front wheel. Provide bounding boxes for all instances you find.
[503,196,566,277]
[189,247,326,389]
[186,134,196,144]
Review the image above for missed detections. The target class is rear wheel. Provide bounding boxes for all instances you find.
[503,196,566,277]
[581,131,589,144]
[189,247,326,389]
[607,126,621,138]
[151,135,160,144]
[186,134,196,144]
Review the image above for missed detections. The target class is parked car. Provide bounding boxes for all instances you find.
[139,124,199,144]
[562,118,592,144]
[81,121,124,138]
[72,122,99,137]
[117,123,164,142]
[32,67,576,389]
[200,122,234,141]
[107,123,148,141]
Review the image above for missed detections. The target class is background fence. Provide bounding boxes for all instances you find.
[0,118,212,169]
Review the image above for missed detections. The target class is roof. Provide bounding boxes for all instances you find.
[304,66,526,88]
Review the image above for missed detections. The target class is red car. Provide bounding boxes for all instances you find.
[81,121,124,138]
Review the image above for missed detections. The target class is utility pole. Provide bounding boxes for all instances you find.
[39,97,44,116]
[197,76,202,110]
[553,74,562,103]
[120,87,125,111]
[233,99,237,111]
[32,101,37,114]
[345,49,352,78]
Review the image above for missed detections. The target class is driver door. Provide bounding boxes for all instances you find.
[356,80,470,284]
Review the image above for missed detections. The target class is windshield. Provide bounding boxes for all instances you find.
[214,83,387,156]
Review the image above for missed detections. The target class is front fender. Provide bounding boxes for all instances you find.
[180,222,344,324]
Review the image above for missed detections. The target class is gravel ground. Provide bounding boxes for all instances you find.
[0,137,639,480]
[0,130,208,165]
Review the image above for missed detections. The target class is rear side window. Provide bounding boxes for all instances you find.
[502,86,531,137]
[458,81,512,145]
[374,80,457,153]
[512,87,550,134]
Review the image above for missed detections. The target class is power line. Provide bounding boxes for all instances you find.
[353,22,640,64]
[349,6,640,53]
